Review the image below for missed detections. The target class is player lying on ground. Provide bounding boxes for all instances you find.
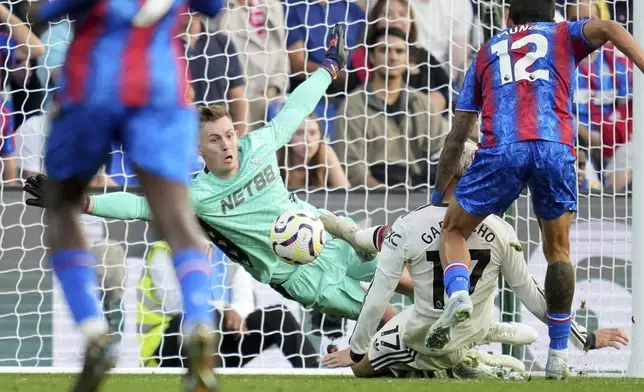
[31,1,224,391]
[321,141,629,378]
[23,24,412,324]
[428,0,644,380]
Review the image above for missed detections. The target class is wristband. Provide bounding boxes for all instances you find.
[583,331,596,351]
[431,190,444,205]
[321,59,339,80]
[349,350,365,363]
[84,196,90,213]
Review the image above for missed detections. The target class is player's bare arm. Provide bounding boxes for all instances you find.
[0,5,44,60]
[501,241,630,353]
[432,111,478,199]
[582,19,644,72]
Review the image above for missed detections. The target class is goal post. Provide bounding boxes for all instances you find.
[627,0,644,378]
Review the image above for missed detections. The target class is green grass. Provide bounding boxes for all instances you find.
[2,374,644,392]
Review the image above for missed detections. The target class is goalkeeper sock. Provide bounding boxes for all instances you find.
[51,249,103,329]
[546,312,572,350]
[355,225,389,253]
[173,248,213,330]
[444,262,470,298]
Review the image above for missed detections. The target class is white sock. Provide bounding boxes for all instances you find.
[548,347,568,358]
[354,226,384,253]
[79,317,109,339]
[449,289,469,299]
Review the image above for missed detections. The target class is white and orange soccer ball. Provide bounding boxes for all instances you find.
[270,210,326,264]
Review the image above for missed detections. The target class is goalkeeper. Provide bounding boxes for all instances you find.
[24,24,412,322]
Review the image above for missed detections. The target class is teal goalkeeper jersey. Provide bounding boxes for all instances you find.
[91,69,333,284]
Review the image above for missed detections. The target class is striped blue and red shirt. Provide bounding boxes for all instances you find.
[457,20,599,148]
[38,0,223,109]
[572,46,632,159]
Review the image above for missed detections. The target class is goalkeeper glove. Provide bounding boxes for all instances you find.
[23,174,47,208]
[23,174,91,212]
[321,23,347,80]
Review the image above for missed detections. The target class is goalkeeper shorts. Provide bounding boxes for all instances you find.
[278,236,378,320]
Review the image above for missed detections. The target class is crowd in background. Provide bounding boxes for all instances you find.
[0,0,635,194]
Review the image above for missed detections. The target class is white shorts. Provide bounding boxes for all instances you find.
[367,307,469,376]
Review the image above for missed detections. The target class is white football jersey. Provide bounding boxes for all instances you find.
[350,205,547,357]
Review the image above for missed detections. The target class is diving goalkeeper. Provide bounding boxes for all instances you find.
[23,24,411,322]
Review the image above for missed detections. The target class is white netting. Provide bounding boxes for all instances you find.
[0,0,638,375]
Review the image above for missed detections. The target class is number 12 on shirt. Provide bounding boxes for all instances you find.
[491,34,550,85]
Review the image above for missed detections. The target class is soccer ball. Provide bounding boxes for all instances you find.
[270,210,326,264]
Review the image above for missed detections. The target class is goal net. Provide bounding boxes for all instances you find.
[0,0,638,376]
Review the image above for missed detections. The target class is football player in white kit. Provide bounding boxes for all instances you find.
[321,141,629,378]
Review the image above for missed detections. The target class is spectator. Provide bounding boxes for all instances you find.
[335,28,447,189]
[567,0,633,191]
[14,112,46,179]
[350,0,450,112]
[410,0,473,79]
[284,0,366,94]
[138,241,319,368]
[0,4,44,183]
[216,0,290,131]
[14,112,118,187]
[277,112,349,190]
[185,13,249,135]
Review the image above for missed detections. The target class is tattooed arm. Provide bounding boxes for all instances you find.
[431,54,481,205]
[432,111,478,197]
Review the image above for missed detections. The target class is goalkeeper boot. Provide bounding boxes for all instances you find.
[481,322,539,346]
[318,213,378,260]
[184,324,218,392]
[545,349,570,380]
[424,290,472,351]
[478,351,526,377]
[72,332,117,392]
[452,350,525,381]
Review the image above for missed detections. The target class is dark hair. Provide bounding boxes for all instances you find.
[367,0,417,43]
[366,27,408,48]
[509,0,556,25]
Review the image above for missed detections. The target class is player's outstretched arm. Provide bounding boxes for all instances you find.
[499,231,629,351]
[22,174,153,221]
[583,20,644,73]
[86,192,153,221]
[432,111,478,204]
[0,5,44,59]
[265,24,346,150]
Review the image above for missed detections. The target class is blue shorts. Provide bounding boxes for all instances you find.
[45,104,198,184]
[455,141,577,220]
[0,101,14,155]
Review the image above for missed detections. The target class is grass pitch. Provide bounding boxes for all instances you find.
[2,374,644,392]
